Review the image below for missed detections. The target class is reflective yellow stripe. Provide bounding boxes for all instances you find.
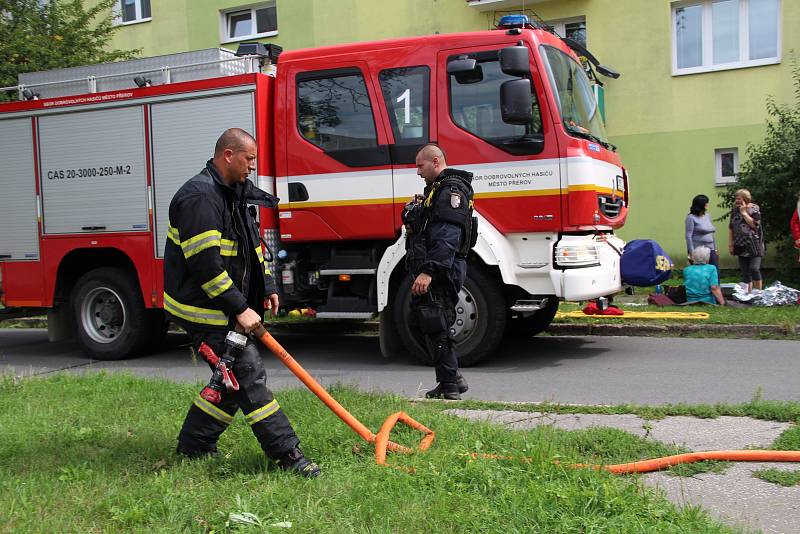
[220,238,238,257]
[193,395,234,425]
[264,266,272,276]
[167,224,181,246]
[181,229,222,258]
[163,292,228,326]
[201,271,234,299]
[244,400,280,425]
[255,246,265,263]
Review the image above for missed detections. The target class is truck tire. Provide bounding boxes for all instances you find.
[71,267,150,360]
[393,265,507,367]
[378,304,406,360]
[507,296,560,338]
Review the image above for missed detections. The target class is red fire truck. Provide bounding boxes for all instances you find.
[0,16,627,365]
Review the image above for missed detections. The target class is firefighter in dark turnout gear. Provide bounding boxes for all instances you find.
[165,128,319,477]
[404,144,475,400]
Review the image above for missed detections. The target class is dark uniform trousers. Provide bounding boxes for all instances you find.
[410,277,459,384]
[178,328,299,458]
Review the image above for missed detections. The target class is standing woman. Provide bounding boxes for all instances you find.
[685,194,718,271]
[791,194,800,263]
[728,189,764,291]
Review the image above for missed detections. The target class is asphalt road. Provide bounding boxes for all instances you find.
[1,328,798,405]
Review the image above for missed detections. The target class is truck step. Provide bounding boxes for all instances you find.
[509,299,546,312]
[319,268,376,275]
[315,312,375,319]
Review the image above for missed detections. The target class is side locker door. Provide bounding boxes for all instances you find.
[150,91,256,258]
[38,107,148,235]
[435,45,561,235]
[281,62,394,241]
[373,64,434,224]
[0,118,39,261]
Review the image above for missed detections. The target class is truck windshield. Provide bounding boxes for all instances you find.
[540,45,610,148]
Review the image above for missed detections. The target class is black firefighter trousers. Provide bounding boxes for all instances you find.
[177,329,300,458]
[410,279,459,385]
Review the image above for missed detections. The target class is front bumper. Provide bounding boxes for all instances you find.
[549,234,624,301]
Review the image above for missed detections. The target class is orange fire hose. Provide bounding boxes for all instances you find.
[253,324,800,473]
[253,324,430,462]
[468,450,800,474]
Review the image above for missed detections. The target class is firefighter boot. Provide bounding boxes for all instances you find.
[425,374,468,399]
[275,447,321,478]
[176,442,219,459]
[436,381,462,401]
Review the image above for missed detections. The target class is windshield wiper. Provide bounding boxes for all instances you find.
[564,123,616,152]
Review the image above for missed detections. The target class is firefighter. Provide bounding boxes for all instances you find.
[164,128,320,478]
[403,143,475,400]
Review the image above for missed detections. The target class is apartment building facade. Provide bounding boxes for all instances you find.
[104,0,798,267]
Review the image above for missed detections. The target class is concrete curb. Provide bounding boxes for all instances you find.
[2,317,796,339]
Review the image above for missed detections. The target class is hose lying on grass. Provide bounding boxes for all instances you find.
[556,311,710,320]
[252,324,799,473]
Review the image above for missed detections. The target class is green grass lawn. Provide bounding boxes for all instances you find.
[0,373,742,533]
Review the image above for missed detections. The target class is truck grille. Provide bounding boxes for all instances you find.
[598,195,624,218]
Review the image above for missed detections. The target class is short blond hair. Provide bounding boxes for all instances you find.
[734,189,751,203]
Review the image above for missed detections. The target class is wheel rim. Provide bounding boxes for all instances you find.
[79,287,126,344]
[450,286,478,344]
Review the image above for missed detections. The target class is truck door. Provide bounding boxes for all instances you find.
[435,44,562,235]
[373,64,433,218]
[281,62,394,241]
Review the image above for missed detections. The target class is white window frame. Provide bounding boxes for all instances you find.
[220,3,278,44]
[114,0,151,26]
[547,16,588,47]
[671,0,781,76]
[715,147,739,185]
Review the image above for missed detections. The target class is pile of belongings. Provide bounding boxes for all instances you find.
[731,281,800,307]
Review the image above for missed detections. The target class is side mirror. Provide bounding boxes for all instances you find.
[447,56,477,74]
[500,79,533,125]
[448,56,483,84]
[499,46,530,77]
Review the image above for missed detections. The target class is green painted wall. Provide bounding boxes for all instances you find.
[98,0,799,268]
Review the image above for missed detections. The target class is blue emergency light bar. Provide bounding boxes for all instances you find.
[497,14,534,29]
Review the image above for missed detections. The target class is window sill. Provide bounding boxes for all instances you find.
[221,31,278,44]
[115,17,152,27]
[715,177,737,186]
[673,57,780,77]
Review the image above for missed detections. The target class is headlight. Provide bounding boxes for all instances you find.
[555,243,600,268]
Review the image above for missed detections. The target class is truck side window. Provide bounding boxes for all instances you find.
[297,69,387,166]
[448,50,543,155]
[379,66,429,142]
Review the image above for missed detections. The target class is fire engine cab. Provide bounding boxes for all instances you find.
[0,15,627,365]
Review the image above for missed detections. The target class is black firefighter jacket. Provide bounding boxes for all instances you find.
[163,161,278,331]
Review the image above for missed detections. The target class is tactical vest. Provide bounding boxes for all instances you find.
[403,173,477,274]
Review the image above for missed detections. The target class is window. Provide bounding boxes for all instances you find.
[547,18,587,48]
[379,67,429,163]
[297,69,387,167]
[715,148,739,185]
[541,46,609,146]
[673,0,780,75]
[448,50,543,155]
[222,2,277,42]
[117,0,150,24]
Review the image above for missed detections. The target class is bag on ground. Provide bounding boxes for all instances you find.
[621,239,673,286]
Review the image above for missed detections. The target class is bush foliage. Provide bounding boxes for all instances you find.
[0,0,138,101]
[719,61,800,281]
